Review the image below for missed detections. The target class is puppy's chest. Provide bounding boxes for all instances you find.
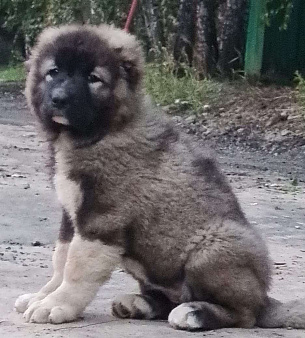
[54,154,83,222]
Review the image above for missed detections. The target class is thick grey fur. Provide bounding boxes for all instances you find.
[24,24,305,330]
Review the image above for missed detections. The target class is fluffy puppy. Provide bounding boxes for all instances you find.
[15,24,305,330]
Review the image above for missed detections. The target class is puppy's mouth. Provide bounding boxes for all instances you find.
[52,115,70,126]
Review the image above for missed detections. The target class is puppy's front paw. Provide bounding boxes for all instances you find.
[15,293,47,313]
[23,297,78,324]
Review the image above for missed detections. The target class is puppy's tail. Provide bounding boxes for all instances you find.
[257,297,305,329]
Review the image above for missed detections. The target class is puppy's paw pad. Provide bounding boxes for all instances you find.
[15,293,37,313]
[112,302,131,318]
[112,294,153,319]
[168,304,201,331]
[112,294,135,318]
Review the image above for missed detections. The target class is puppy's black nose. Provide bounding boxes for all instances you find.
[51,88,68,108]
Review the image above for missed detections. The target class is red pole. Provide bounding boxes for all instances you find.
[124,0,138,32]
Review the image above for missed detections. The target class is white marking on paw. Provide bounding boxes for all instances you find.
[49,306,75,324]
[133,296,154,317]
[23,297,77,324]
[15,293,37,313]
[168,304,201,330]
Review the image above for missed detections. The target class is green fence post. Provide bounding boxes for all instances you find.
[245,0,267,79]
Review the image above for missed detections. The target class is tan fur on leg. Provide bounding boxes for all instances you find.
[23,234,121,323]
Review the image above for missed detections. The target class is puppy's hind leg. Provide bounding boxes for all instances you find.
[23,234,121,324]
[168,301,238,331]
[170,227,269,330]
[15,210,73,313]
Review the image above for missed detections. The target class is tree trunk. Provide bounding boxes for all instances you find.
[218,0,247,76]
[173,0,196,65]
[193,0,218,78]
[141,0,164,55]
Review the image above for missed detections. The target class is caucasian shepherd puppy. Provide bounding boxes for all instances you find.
[15,25,305,330]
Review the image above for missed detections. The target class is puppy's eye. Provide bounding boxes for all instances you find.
[47,68,59,78]
[88,74,103,84]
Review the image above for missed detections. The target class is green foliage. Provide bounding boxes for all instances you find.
[0,63,25,82]
[145,55,222,112]
[265,0,293,30]
[90,0,130,26]
[0,0,131,52]
[0,0,181,54]
[2,0,48,45]
[295,71,305,115]
[0,0,297,79]
[47,0,85,25]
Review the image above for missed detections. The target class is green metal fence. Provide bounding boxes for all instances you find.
[262,0,305,78]
[245,0,305,79]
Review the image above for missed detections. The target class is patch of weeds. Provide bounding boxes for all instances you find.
[0,63,26,82]
[144,54,223,113]
[295,71,305,117]
[279,178,301,194]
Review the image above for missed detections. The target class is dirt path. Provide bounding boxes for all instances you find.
[0,86,305,337]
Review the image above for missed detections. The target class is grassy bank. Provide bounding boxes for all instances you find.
[145,61,223,112]
[0,62,222,112]
[0,64,26,82]
[1,62,304,120]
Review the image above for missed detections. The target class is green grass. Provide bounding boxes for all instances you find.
[0,64,26,82]
[144,60,223,113]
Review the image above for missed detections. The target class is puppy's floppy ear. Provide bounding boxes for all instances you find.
[114,44,143,91]
[98,25,144,90]
[119,59,140,90]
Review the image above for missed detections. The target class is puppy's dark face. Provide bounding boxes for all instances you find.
[27,26,142,140]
